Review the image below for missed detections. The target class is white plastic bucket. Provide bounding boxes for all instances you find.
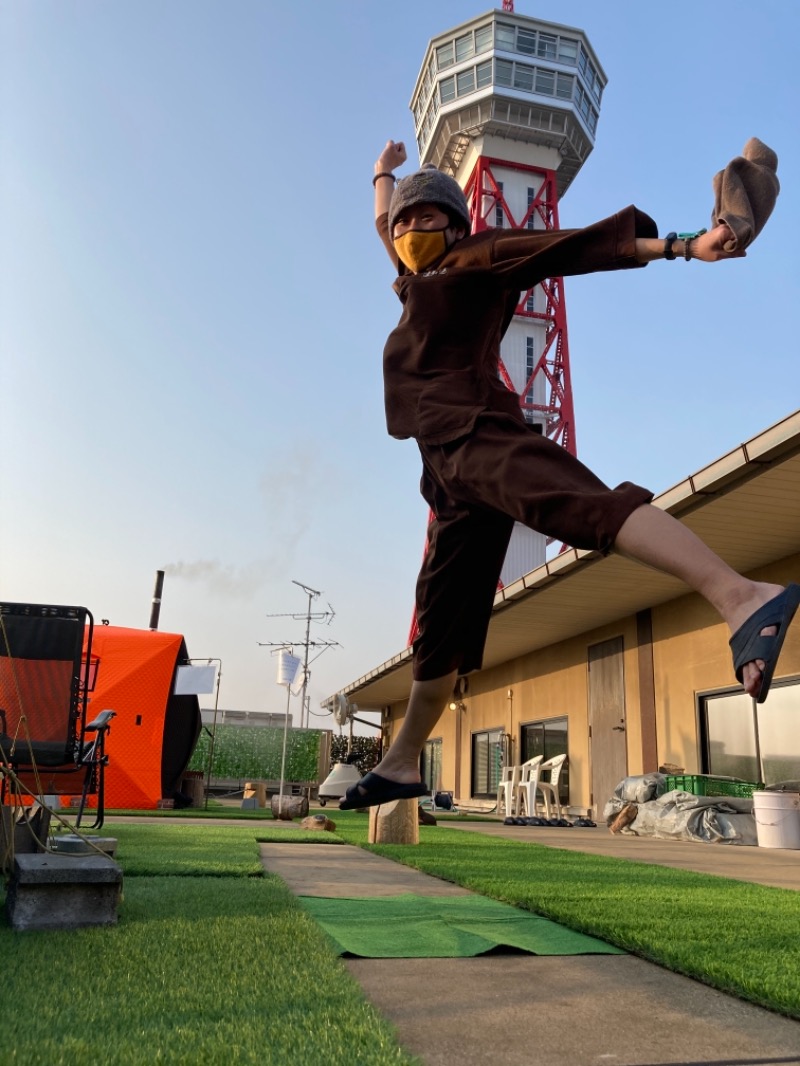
[752,791,800,850]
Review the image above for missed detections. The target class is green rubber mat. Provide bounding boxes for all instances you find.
[298,893,626,958]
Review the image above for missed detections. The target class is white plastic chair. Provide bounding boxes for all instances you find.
[535,753,567,819]
[497,764,521,818]
[516,755,544,817]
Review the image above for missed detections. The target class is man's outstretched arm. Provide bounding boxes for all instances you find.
[635,223,745,263]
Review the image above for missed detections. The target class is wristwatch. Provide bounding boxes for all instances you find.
[663,232,678,260]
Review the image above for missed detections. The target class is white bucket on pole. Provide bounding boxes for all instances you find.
[752,791,800,850]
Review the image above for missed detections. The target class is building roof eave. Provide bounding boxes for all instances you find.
[327,409,800,708]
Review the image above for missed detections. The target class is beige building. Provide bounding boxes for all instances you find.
[327,411,800,817]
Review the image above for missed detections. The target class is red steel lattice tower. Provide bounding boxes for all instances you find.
[407,8,607,644]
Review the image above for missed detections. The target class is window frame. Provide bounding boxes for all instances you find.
[436,41,455,70]
[471,727,505,798]
[699,677,800,784]
[520,714,569,805]
[422,737,443,793]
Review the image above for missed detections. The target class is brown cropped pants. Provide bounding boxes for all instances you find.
[412,412,653,681]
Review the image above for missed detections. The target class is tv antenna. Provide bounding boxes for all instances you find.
[260,580,340,727]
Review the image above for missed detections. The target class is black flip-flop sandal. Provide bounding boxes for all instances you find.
[338,771,429,811]
[729,583,800,703]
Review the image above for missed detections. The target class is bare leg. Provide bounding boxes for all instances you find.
[366,670,457,787]
[614,504,782,696]
[367,504,782,790]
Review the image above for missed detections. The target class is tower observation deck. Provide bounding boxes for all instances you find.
[410,7,607,587]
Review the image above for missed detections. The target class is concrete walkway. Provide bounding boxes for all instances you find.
[261,830,800,1066]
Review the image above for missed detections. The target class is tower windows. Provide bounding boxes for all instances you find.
[494,21,581,67]
[436,41,455,69]
[525,337,536,408]
[537,33,557,61]
[556,73,573,100]
[476,59,493,89]
[456,69,475,96]
[513,64,534,92]
[495,59,513,86]
[423,20,599,138]
[455,33,474,63]
[439,57,576,109]
[475,24,493,54]
[495,22,516,51]
[435,23,494,70]
[517,28,537,55]
[526,187,537,231]
[494,180,504,228]
[535,68,555,95]
[578,47,604,103]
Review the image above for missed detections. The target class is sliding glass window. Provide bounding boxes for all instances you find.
[701,681,800,783]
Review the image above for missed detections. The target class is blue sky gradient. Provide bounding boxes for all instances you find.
[2,2,798,731]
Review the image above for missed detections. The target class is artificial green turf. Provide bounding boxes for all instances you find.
[103,822,266,877]
[7,811,800,1066]
[0,824,417,1066]
[323,815,800,1019]
[298,892,625,957]
[102,805,276,819]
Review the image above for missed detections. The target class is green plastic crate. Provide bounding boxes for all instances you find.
[664,774,763,798]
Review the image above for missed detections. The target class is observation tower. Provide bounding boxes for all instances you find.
[407,3,607,604]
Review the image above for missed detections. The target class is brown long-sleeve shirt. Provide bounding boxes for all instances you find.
[377,206,658,445]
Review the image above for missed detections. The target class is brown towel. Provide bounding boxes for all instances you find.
[712,137,779,251]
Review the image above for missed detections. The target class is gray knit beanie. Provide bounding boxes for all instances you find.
[388,164,471,235]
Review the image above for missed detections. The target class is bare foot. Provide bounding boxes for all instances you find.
[365,757,422,787]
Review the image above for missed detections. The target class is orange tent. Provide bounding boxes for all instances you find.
[80,625,201,810]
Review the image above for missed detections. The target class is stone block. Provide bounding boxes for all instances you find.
[52,834,118,858]
[6,853,123,931]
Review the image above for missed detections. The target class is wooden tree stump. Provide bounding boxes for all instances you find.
[244,781,267,808]
[271,794,309,820]
[608,802,638,834]
[300,814,336,832]
[368,798,420,844]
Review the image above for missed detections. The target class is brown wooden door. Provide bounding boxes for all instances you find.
[588,637,628,818]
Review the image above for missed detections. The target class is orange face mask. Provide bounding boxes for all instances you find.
[393,228,448,272]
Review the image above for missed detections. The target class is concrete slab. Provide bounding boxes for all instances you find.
[263,838,800,1066]
[12,853,122,884]
[347,954,800,1066]
[260,842,469,897]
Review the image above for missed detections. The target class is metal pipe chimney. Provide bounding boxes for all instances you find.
[149,570,165,630]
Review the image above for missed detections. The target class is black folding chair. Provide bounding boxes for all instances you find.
[0,602,115,830]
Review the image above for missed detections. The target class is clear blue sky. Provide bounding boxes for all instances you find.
[2,1,798,734]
